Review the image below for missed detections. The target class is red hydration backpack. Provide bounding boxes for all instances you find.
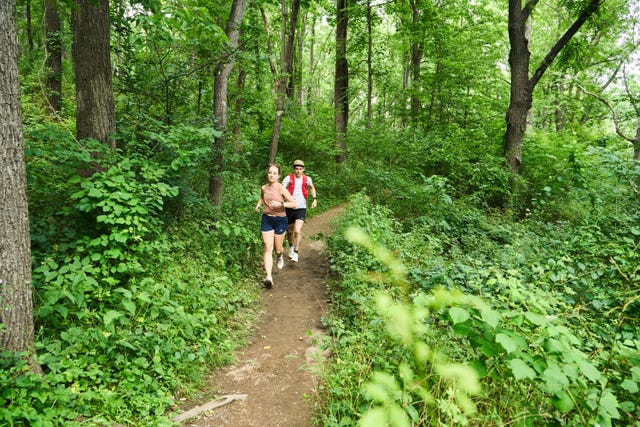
[287,174,308,199]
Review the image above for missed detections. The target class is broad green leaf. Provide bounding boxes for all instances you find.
[449,307,470,324]
[551,390,575,412]
[508,358,536,380]
[524,311,547,326]
[544,338,564,354]
[137,291,152,303]
[619,401,636,412]
[112,231,129,243]
[542,363,569,394]
[104,310,123,326]
[496,333,525,354]
[620,379,638,393]
[123,299,136,315]
[577,359,601,382]
[87,187,103,197]
[478,339,501,357]
[480,308,501,329]
[599,391,620,420]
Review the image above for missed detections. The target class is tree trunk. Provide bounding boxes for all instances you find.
[232,67,247,152]
[504,0,604,174]
[72,0,116,151]
[44,0,62,115]
[504,0,532,174]
[0,0,39,370]
[409,0,423,125]
[334,0,349,164]
[268,0,301,165]
[25,0,34,51]
[208,0,246,205]
[294,12,305,104]
[634,117,640,162]
[366,0,372,128]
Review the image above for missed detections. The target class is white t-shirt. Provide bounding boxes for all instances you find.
[282,174,313,209]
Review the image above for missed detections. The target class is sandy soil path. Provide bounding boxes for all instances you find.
[179,205,344,427]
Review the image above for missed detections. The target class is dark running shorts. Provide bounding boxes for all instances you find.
[286,208,306,225]
[261,214,288,234]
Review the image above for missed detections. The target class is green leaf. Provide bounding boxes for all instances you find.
[524,311,547,326]
[619,401,636,412]
[449,307,470,324]
[599,391,620,420]
[577,359,601,382]
[551,390,575,413]
[542,363,569,394]
[544,338,564,354]
[478,338,501,357]
[620,379,638,393]
[480,308,501,329]
[112,231,129,243]
[87,187,103,198]
[123,299,136,315]
[103,310,123,326]
[496,333,525,354]
[508,358,537,380]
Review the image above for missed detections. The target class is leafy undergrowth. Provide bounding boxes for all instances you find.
[318,192,640,426]
[1,130,263,426]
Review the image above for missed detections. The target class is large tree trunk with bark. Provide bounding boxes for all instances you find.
[334,0,349,164]
[72,0,116,151]
[209,0,246,205]
[504,0,604,174]
[232,67,247,152]
[634,118,640,162]
[267,0,301,165]
[366,0,372,128]
[409,0,423,125]
[44,0,62,114]
[504,0,533,174]
[0,0,39,369]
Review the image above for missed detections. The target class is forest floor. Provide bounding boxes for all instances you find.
[175,205,345,427]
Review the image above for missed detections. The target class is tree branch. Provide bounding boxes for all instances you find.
[579,85,635,143]
[530,0,604,89]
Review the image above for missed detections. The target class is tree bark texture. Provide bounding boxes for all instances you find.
[232,67,247,151]
[72,0,116,150]
[409,0,423,125]
[44,0,62,114]
[209,0,246,205]
[25,0,34,51]
[366,0,372,128]
[334,0,349,164]
[0,0,37,356]
[504,0,604,174]
[285,0,301,99]
[634,117,640,162]
[504,0,533,174]
[268,0,301,165]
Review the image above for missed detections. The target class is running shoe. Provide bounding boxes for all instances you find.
[263,276,273,288]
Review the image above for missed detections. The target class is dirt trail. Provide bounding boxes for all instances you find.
[180,205,344,427]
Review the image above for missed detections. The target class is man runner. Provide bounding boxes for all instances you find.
[282,159,317,262]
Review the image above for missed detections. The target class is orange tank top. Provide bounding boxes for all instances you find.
[262,183,286,217]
